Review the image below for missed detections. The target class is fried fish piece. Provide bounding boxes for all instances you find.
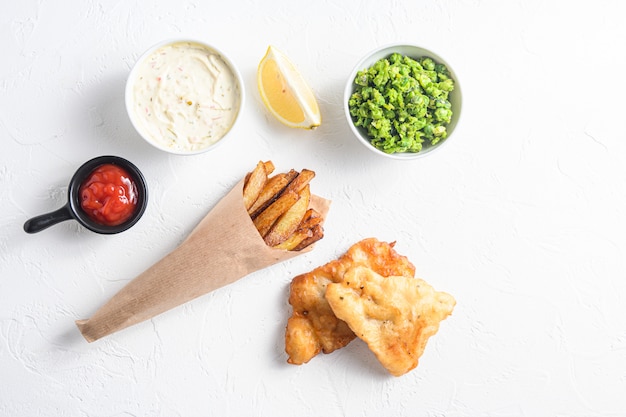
[285,238,416,365]
[325,266,455,376]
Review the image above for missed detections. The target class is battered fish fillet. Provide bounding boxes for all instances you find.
[325,266,455,376]
[285,238,415,365]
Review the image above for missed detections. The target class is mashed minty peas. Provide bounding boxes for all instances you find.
[348,53,455,154]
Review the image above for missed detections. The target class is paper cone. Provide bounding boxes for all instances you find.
[76,178,331,342]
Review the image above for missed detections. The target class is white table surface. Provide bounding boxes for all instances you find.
[2,1,626,416]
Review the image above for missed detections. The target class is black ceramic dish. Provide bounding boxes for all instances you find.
[23,155,148,234]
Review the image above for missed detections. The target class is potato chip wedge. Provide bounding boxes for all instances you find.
[274,207,324,250]
[296,208,322,232]
[246,160,275,186]
[243,161,268,210]
[293,223,324,251]
[284,169,315,194]
[253,190,300,237]
[243,161,325,251]
[263,160,275,175]
[265,185,311,247]
[300,208,319,222]
[273,228,313,251]
[249,170,297,218]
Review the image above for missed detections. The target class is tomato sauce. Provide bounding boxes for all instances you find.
[79,164,139,226]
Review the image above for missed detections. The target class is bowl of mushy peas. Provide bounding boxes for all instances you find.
[344,43,462,160]
[126,39,245,155]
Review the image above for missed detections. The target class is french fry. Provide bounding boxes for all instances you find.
[243,161,268,210]
[274,208,324,251]
[263,160,275,175]
[243,161,325,251]
[273,228,313,251]
[297,208,323,231]
[283,169,315,194]
[253,190,300,237]
[264,185,311,247]
[289,209,324,251]
[244,160,273,188]
[293,223,324,251]
[301,208,320,222]
[248,170,298,218]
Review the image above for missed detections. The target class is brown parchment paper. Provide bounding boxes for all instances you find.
[75,178,331,342]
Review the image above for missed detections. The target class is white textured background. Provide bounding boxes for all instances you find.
[2,1,626,416]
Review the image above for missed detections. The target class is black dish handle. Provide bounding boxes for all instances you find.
[23,204,74,234]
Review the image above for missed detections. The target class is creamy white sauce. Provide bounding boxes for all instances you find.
[130,41,241,153]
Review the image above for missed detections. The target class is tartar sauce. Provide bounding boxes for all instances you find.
[130,41,241,153]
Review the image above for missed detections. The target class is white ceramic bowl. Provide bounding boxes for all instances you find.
[344,43,462,160]
[125,39,245,155]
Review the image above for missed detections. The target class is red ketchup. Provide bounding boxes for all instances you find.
[79,164,138,226]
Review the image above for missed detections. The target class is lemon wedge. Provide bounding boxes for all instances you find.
[257,46,321,130]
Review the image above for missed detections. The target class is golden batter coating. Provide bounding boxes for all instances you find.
[285,238,415,365]
[326,266,455,376]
